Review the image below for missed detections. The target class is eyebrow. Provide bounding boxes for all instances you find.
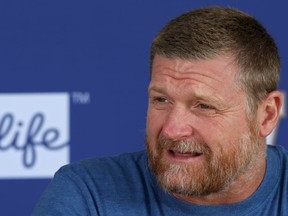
[148,84,225,108]
[148,85,165,94]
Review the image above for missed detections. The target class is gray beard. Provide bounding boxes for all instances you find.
[146,132,261,197]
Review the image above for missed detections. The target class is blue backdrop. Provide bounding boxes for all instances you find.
[0,0,287,215]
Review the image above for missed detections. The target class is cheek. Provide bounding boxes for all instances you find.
[195,120,240,152]
[146,109,165,140]
[204,125,248,155]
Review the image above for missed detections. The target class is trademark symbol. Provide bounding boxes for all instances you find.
[71,92,91,104]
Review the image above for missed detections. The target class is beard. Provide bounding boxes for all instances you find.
[146,123,262,197]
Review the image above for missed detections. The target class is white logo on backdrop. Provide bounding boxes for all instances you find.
[0,93,70,179]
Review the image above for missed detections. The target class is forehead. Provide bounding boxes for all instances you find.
[149,55,244,102]
[151,55,238,81]
[151,55,240,87]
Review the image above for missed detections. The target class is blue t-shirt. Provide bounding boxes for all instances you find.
[32,145,288,215]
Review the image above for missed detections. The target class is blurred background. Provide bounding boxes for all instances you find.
[0,0,287,215]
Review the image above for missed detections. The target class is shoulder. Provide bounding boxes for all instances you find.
[33,151,150,215]
[267,145,288,180]
[267,145,288,162]
[266,145,288,213]
[56,150,148,181]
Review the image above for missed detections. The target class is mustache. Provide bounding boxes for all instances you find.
[157,136,211,155]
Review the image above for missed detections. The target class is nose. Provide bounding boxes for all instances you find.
[161,108,193,141]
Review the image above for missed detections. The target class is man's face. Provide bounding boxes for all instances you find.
[146,55,262,197]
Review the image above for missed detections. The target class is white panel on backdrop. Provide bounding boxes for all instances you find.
[0,93,70,179]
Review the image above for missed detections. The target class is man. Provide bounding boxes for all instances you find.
[33,7,287,215]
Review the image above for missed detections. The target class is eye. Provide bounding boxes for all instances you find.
[194,102,219,116]
[199,103,212,110]
[152,96,169,104]
[149,96,171,110]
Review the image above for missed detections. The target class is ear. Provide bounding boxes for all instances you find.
[258,91,282,137]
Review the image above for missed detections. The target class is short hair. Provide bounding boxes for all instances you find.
[150,7,281,116]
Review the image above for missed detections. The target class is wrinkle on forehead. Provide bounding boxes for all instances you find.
[151,55,240,93]
[149,56,247,111]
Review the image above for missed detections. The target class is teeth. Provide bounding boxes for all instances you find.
[170,150,202,157]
